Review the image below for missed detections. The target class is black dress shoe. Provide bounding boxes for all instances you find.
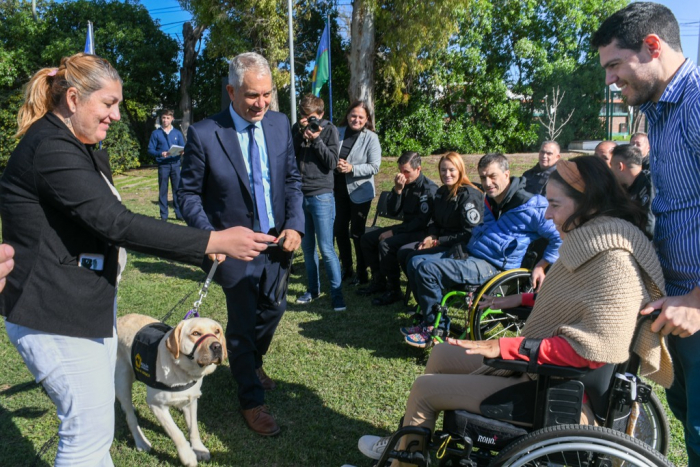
[341,267,354,281]
[356,281,387,296]
[350,273,369,286]
[372,290,403,306]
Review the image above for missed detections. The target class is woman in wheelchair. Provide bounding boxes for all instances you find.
[349,156,673,466]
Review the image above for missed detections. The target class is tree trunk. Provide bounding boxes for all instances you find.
[179,22,206,137]
[348,0,376,117]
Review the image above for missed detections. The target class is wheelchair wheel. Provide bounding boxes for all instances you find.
[490,424,673,467]
[630,392,670,455]
[468,269,533,341]
[438,290,470,339]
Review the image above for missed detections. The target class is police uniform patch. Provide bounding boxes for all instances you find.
[420,202,429,213]
[467,209,481,224]
[641,195,649,205]
[420,195,428,202]
[464,203,475,211]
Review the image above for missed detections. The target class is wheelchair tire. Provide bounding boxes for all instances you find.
[438,290,470,339]
[631,392,670,455]
[468,269,533,341]
[490,424,672,467]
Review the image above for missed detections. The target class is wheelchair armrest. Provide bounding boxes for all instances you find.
[483,358,591,378]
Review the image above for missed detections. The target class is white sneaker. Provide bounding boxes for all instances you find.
[358,434,392,460]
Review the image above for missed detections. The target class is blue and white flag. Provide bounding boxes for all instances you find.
[84,21,94,54]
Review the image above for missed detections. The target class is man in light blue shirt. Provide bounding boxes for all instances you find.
[594,4,700,464]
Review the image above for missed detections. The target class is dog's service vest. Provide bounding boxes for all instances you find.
[131,322,196,392]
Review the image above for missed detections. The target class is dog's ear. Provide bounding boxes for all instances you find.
[218,325,228,362]
[165,321,185,359]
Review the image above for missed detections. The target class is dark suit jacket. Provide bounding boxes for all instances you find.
[178,108,304,288]
[0,113,210,338]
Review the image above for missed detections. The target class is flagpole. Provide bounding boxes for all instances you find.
[327,13,333,123]
[288,0,297,125]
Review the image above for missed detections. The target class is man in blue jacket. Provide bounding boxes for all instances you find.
[404,153,562,347]
[148,109,185,221]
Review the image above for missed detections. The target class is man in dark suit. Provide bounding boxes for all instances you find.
[178,52,303,436]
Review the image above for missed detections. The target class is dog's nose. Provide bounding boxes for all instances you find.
[210,341,222,355]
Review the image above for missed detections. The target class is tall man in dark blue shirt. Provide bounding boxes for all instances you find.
[148,109,185,221]
[594,4,700,464]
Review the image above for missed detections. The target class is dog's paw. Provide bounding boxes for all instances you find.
[177,446,199,467]
[193,445,211,461]
[133,431,152,452]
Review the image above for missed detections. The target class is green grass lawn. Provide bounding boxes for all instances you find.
[0,155,688,466]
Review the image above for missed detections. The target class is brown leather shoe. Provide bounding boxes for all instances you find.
[240,405,281,436]
[256,367,276,391]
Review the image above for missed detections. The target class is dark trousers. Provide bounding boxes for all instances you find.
[361,227,425,289]
[334,181,372,275]
[222,250,289,409]
[158,162,182,220]
[666,332,700,466]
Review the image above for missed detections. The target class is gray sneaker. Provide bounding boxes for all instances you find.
[358,434,392,460]
[296,291,320,304]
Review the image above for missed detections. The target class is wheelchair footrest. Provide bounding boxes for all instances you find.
[443,410,528,451]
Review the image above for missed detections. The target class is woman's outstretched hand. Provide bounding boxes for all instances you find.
[446,337,500,358]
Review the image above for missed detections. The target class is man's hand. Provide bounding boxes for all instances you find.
[394,173,407,194]
[303,127,322,141]
[447,337,500,358]
[0,243,15,293]
[278,229,302,253]
[337,159,353,174]
[417,235,438,250]
[379,230,394,241]
[207,253,226,264]
[478,293,522,311]
[530,260,548,291]
[161,151,168,157]
[641,286,700,337]
[207,226,275,262]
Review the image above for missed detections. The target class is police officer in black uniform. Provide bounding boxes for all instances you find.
[359,152,438,305]
[611,144,655,238]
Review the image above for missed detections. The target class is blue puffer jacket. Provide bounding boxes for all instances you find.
[467,177,561,270]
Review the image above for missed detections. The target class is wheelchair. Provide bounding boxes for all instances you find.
[411,251,538,345]
[368,311,672,467]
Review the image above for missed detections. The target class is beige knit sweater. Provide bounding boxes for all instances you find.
[475,216,674,388]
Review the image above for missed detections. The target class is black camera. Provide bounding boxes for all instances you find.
[306,116,321,133]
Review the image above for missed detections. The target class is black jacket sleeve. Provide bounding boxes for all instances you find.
[393,183,436,235]
[438,188,484,248]
[310,122,340,170]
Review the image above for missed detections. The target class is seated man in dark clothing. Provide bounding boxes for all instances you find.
[521,140,561,195]
[611,144,655,238]
[359,151,438,306]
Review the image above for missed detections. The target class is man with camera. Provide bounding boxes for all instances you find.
[292,95,346,311]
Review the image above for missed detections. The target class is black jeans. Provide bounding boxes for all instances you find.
[334,179,371,276]
[361,227,425,288]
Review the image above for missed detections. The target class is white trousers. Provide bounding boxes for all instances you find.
[6,320,117,467]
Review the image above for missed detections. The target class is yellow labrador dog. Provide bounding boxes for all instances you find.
[115,314,227,467]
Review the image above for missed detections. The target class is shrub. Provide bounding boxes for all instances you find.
[0,89,23,171]
[102,115,141,174]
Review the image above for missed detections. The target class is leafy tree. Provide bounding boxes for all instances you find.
[0,0,180,169]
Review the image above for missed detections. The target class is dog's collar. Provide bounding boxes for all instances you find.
[183,333,218,362]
